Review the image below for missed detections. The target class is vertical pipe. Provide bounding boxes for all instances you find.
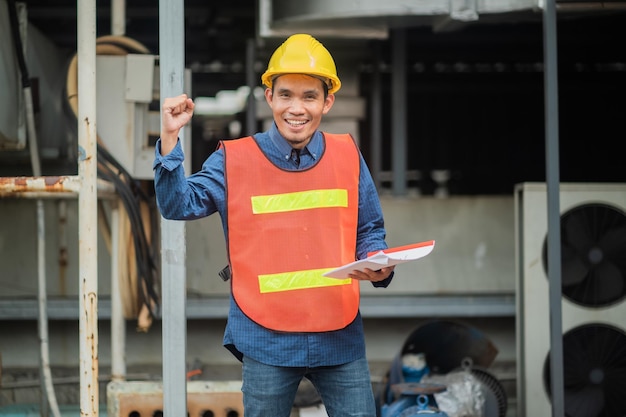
[370,41,382,190]
[391,29,407,196]
[58,201,69,294]
[111,0,126,36]
[37,198,62,417]
[246,38,257,136]
[77,0,100,416]
[159,1,188,416]
[542,1,564,416]
[110,201,126,381]
[6,2,62,416]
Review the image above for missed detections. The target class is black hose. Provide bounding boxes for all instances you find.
[97,148,160,316]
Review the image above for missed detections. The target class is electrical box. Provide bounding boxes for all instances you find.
[96,54,191,179]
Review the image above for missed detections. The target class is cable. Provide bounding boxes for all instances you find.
[96,146,160,317]
[64,35,161,325]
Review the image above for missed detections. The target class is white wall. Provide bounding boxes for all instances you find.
[0,194,517,374]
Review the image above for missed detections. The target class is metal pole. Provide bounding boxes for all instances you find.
[77,0,100,415]
[370,41,382,190]
[542,1,565,416]
[0,176,114,197]
[159,1,188,416]
[246,38,257,136]
[111,0,125,36]
[391,29,407,196]
[110,201,126,381]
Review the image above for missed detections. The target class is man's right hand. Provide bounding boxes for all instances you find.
[160,94,195,156]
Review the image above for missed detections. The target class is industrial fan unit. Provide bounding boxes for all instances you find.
[515,182,626,417]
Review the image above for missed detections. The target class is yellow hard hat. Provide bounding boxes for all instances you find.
[261,34,341,94]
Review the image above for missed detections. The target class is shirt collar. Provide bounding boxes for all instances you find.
[268,122,322,162]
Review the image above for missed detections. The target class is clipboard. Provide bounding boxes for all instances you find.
[322,240,435,279]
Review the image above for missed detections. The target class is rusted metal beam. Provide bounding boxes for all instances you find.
[0,176,115,199]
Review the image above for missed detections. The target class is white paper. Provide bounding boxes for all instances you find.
[323,240,435,279]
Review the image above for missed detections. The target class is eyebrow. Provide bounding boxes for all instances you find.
[276,87,320,96]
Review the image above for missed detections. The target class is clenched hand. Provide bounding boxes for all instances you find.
[160,94,195,156]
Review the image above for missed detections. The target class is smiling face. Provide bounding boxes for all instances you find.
[264,74,335,149]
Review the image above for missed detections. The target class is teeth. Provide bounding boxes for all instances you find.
[286,120,306,126]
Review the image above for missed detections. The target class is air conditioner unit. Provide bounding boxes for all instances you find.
[96,54,191,179]
[514,182,626,417]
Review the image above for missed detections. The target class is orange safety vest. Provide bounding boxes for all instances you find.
[221,133,361,332]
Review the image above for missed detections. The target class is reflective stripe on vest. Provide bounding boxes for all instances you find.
[251,188,348,214]
[258,268,351,293]
[222,133,360,332]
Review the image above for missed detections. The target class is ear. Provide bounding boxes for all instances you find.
[264,88,273,107]
[322,93,335,115]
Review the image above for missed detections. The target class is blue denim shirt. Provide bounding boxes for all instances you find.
[153,123,392,367]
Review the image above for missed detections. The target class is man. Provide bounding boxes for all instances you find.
[154,33,394,417]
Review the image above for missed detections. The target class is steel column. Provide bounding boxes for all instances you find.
[391,29,407,196]
[159,0,188,416]
[76,0,100,415]
[543,1,564,416]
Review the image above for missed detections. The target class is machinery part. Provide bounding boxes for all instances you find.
[382,391,449,417]
[539,201,626,417]
[541,203,626,308]
[467,366,508,417]
[399,320,498,374]
[379,320,498,413]
[64,35,161,325]
[451,358,507,417]
[65,35,150,118]
[261,33,341,94]
[390,382,447,397]
[515,183,626,417]
[543,323,626,417]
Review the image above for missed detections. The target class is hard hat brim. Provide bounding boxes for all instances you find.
[262,70,341,94]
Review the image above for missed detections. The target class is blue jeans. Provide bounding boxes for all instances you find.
[241,356,376,417]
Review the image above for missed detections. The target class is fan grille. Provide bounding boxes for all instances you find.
[543,324,626,417]
[542,203,626,308]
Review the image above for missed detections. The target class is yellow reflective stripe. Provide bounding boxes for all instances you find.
[251,189,348,214]
[258,268,351,293]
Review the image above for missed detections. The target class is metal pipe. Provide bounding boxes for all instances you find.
[369,41,382,190]
[159,0,188,416]
[0,176,115,198]
[7,2,62,415]
[542,1,564,416]
[77,0,100,415]
[245,38,257,136]
[2,373,154,389]
[57,201,69,295]
[36,198,60,417]
[110,200,126,381]
[111,0,126,36]
[391,29,407,196]
[556,2,626,10]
